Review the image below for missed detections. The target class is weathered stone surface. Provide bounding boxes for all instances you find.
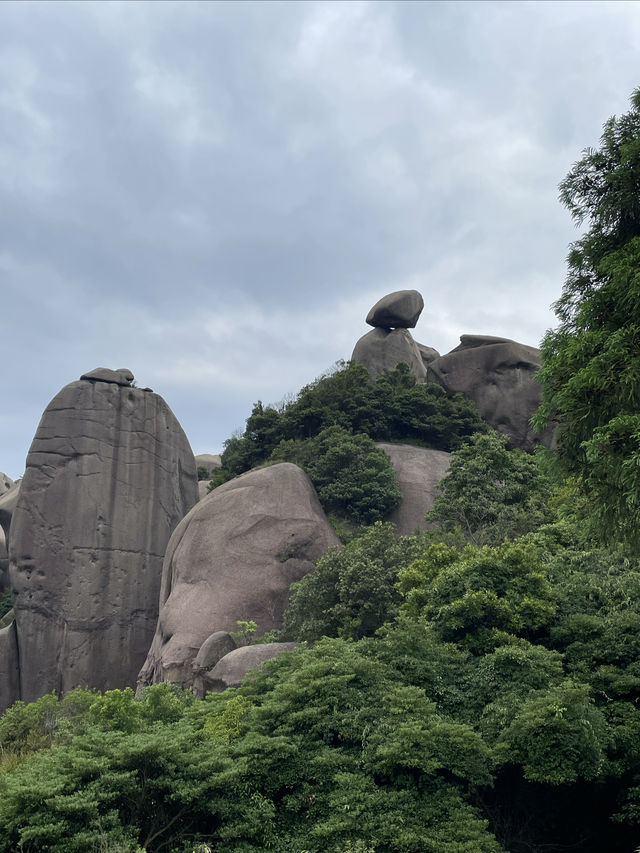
[366,290,424,329]
[204,642,298,693]
[8,376,198,706]
[0,623,19,712]
[352,327,428,382]
[416,342,440,367]
[427,335,554,451]
[0,484,20,578]
[80,367,135,386]
[138,462,340,690]
[195,454,222,475]
[0,473,14,497]
[191,630,237,698]
[377,443,451,535]
[193,630,237,672]
[0,531,7,589]
[198,481,210,501]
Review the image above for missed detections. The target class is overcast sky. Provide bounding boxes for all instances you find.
[2,0,640,479]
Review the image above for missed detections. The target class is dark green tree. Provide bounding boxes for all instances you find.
[427,431,553,545]
[535,88,640,547]
[270,425,401,526]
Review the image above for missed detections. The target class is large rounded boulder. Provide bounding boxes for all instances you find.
[138,462,340,690]
[8,370,198,705]
[428,335,554,451]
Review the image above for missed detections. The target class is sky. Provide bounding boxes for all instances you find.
[2,0,640,479]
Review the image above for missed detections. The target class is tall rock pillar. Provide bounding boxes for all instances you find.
[7,369,198,705]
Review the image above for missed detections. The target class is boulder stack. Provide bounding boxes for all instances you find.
[352,290,553,450]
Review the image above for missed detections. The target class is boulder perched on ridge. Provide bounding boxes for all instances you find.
[138,462,339,690]
[8,372,198,707]
[366,289,424,329]
[427,335,553,451]
[352,327,428,382]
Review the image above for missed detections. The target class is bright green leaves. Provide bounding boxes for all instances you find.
[398,541,556,653]
[283,522,427,641]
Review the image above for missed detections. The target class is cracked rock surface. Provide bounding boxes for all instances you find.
[138,462,339,690]
[6,377,197,708]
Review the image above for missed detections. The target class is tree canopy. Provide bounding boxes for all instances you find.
[535,88,640,547]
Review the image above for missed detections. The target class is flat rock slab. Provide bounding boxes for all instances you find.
[428,336,554,451]
[204,642,298,693]
[366,290,424,329]
[138,462,340,689]
[377,443,451,535]
[352,327,428,382]
[8,377,197,706]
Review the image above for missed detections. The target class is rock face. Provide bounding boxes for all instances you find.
[0,483,20,592]
[203,643,298,693]
[138,462,340,690]
[195,453,222,476]
[0,473,14,497]
[0,623,20,712]
[366,290,424,329]
[8,373,198,706]
[352,328,428,382]
[427,335,553,451]
[377,443,451,535]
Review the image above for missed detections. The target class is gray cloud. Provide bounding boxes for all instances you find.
[2,0,640,477]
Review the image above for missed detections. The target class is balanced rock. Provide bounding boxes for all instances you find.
[366,290,424,329]
[203,642,298,693]
[8,373,198,706]
[427,335,553,451]
[377,443,451,536]
[138,462,340,690]
[352,328,427,382]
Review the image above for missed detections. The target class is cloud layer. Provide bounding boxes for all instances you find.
[2,1,640,477]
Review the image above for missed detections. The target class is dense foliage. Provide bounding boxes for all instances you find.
[426,432,553,545]
[535,87,640,547]
[212,361,487,485]
[269,426,401,525]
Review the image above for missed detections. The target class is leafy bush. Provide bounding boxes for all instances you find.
[427,431,553,545]
[282,522,427,642]
[270,426,401,526]
[213,362,487,485]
